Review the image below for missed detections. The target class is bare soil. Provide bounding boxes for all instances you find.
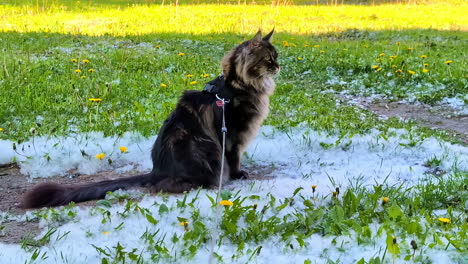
[0,163,273,244]
[346,96,468,145]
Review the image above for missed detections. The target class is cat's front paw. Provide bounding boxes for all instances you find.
[231,170,249,180]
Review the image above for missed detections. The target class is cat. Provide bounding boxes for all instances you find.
[20,30,280,209]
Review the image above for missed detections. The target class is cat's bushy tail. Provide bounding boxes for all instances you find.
[19,174,152,209]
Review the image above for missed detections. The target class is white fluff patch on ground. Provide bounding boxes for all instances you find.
[1,126,466,185]
[0,126,466,263]
[441,95,468,115]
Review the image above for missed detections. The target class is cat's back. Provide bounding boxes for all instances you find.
[159,90,217,136]
[178,90,214,108]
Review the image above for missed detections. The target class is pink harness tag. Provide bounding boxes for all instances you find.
[216,100,224,107]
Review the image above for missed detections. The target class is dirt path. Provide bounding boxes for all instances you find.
[345,96,468,145]
[0,163,273,244]
[0,163,147,244]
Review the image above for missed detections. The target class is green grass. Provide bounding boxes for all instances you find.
[25,174,467,263]
[0,2,467,262]
[0,1,466,142]
[0,30,466,143]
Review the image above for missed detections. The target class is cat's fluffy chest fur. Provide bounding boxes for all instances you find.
[227,91,271,153]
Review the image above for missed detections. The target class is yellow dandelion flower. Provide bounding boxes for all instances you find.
[119,146,128,153]
[407,48,414,51]
[0,128,3,131]
[81,76,87,79]
[88,69,95,72]
[395,69,403,73]
[444,60,453,65]
[154,45,161,48]
[372,65,379,69]
[74,69,82,73]
[379,53,385,57]
[304,43,310,47]
[381,197,389,204]
[70,59,78,63]
[102,231,110,235]
[219,200,233,206]
[88,98,102,102]
[408,70,416,75]
[422,69,429,73]
[424,63,428,67]
[160,83,167,87]
[420,55,427,59]
[95,153,105,160]
[395,41,401,45]
[311,185,317,193]
[82,59,90,63]
[178,52,185,56]
[376,68,382,72]
[282,41,290,47]
[390,55,397,59]
[320,50,325,53]
[438,218,450,224]
[190,81,197,85]
[290,43,297,47]
[314,45,320,48]
[179,221,189,226]
[201,74,210,78]
[297,57,303,60]
[342,48,348,51]
[186,74,194,77]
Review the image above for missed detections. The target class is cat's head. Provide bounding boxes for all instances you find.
[222,30,280,88]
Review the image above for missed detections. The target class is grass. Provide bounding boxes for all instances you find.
[0,31,466,142]
[1,1,466,143]
[22,175,467,263]
[0,1,467,263]
[2,1,467,35]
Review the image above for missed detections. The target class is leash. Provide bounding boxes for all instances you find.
[208,94,229,264]
[215,93,229,194]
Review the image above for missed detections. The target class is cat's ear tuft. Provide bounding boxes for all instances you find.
[249,30,262,49]
[253,30,262,42]
[263,28,274,43]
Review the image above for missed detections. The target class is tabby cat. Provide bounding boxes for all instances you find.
[20,30,280,208]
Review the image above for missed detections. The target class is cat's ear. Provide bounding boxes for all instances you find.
[249,30,262,49]
[253,30,262,42]
[263,28,274,43]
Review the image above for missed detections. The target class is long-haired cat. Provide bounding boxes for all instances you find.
[20,30,280,208]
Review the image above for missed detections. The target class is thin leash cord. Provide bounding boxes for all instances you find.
[208,95,228,264]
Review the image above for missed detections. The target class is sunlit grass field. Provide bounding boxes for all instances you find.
[0,1,467,263]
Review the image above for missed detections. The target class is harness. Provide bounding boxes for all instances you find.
[204,74,232,133]
[203,74,233,103]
